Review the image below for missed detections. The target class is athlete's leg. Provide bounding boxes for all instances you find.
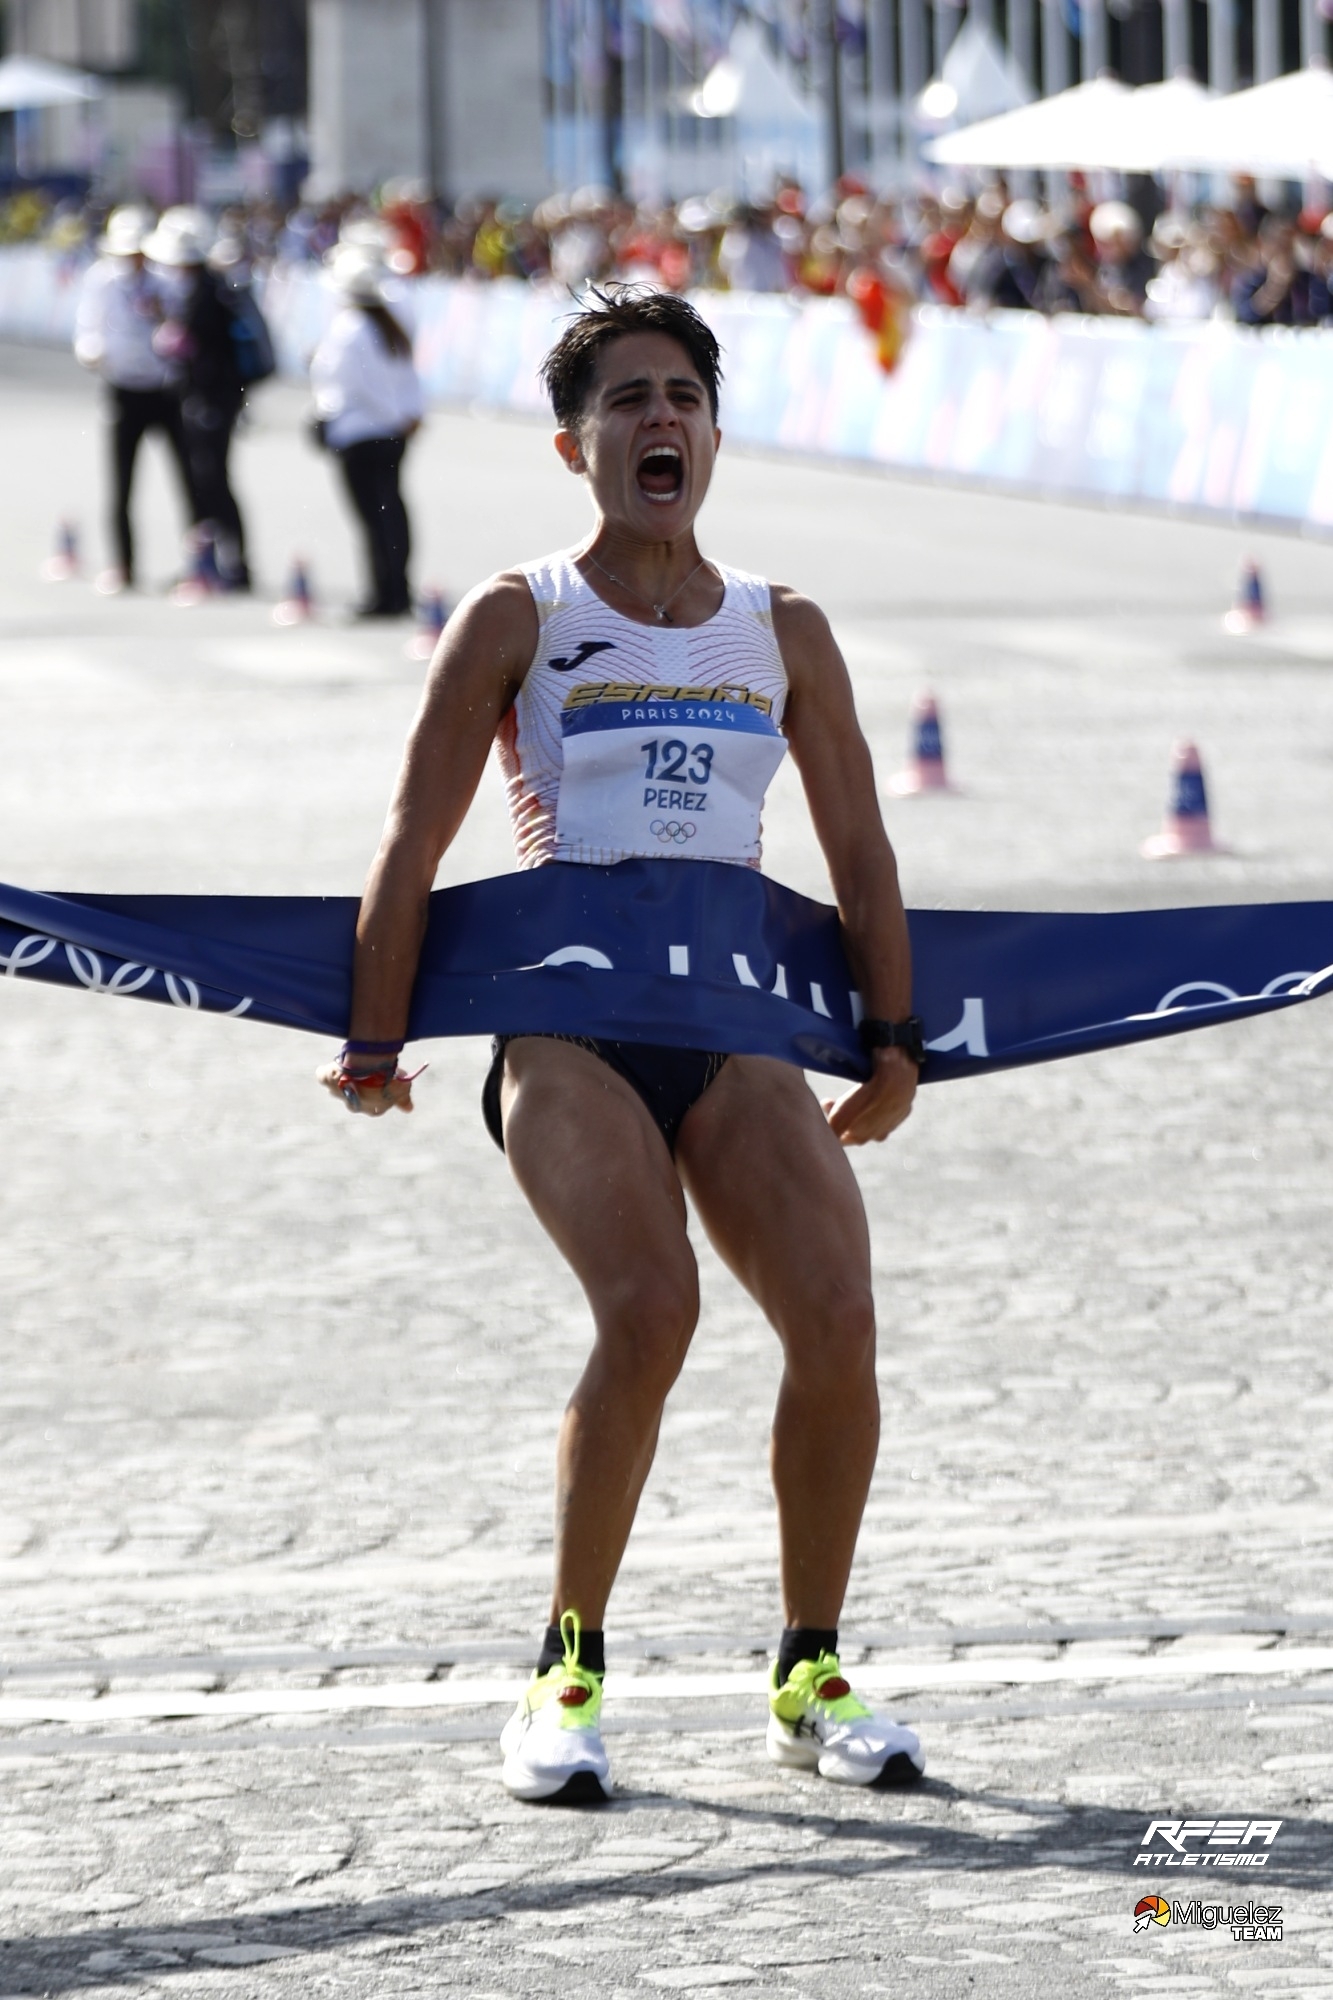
[675,1056,878,1630]
[500,1037,700,1628]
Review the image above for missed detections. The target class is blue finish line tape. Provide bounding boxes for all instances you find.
[3,860,1332,1082]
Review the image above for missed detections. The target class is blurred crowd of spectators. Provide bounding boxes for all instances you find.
[8,169,1333,327]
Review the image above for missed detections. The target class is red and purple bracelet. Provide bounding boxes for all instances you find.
[332,1043,425,1111]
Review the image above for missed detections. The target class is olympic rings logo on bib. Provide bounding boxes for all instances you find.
[650,819,697,845]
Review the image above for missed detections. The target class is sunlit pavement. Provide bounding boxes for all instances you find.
[1,342,1331,1997]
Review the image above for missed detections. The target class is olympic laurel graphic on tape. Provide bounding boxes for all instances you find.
[0,932,252,1017]
[2,862,1333,1083]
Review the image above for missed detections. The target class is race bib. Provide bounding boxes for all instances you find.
[555,685,787,861]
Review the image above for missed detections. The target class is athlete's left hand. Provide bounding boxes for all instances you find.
[822,1047,917,1146]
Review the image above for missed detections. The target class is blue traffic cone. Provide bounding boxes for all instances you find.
[889,692,953,795]
[274,557,314,626]
[406,586,449,660]
[40,519,79,581]
[171,528,222,607]
[1141,741,1222,857]
[1224,559,1267,632]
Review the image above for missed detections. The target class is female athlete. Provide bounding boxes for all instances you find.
[319,287,926,1803]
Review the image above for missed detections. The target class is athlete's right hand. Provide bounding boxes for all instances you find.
[316,1062,416,1117]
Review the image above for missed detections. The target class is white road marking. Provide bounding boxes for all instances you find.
[4,1613,1328,1684]
[4,1678,1333,1760]
[2,1644,1333,1726]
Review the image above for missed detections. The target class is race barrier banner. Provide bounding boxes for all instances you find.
[264,271,1333,531]
[3,860,1332,1083]
[0,244,91,344]
[4,245,1333,529]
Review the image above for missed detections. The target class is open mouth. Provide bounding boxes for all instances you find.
[636,446,684,503]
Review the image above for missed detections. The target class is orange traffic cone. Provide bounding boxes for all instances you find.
[405,587,449,661]
[1141,741,1224,858]
[274,557,314,627]
[39,520,79,581]
[889,693,953,796]
[1223,559,1267,634]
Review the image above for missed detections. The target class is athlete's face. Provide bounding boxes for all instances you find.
[555,332,720,540]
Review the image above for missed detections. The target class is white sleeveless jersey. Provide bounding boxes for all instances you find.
[496,549,789,869]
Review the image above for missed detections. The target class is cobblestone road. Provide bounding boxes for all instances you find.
[1,344,1332,1996]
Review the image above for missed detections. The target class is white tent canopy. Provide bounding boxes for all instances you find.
[0,55,102,111]
[1105,75,1215,174]
[1162,65,1333,177]
[691,20,818,131]
[925,77,1131,170]
[688,20,822,191]
[928,66,1333,177]
[916,17,1034,130]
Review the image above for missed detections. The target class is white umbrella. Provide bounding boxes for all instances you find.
[1161,65,1333,178]
[0,54,102,111]
[925,77,1132,171]
[1101,75,1215,174]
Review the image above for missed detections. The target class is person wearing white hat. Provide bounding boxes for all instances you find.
[73,206,197,594]
[309,245,424,617]
[1088,201,1151,315]
[147,207,256,591]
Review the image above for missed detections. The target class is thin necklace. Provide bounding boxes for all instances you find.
[582,548,709,625]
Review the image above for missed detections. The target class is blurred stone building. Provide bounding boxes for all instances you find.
[3,0,137,67]
[2,1,549,203]
[307,0,547,201]
[0,0,309,199]
[1,0,169,194]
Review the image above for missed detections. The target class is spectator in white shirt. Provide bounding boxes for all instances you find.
[73,206,197,594]
[310,247,425,618]
[1144,216,1222,323]
[718,204,788,293]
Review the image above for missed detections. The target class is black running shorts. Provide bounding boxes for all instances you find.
[482,1035,728,1155]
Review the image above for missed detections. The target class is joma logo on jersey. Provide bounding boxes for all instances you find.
[1135,1820,1281,1867]
[563,681,774,717]
[547,640,617,673]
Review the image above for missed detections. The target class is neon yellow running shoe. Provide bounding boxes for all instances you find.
[767,1650,925,1788]
[500,1610,611,1804]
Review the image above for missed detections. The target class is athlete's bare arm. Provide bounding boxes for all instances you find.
[315,571,538,1114]
[772,585,917,1146]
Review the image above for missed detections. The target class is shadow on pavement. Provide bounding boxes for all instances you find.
[1,1793,1324,1990]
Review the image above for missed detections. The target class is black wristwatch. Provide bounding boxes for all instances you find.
[859,1015,926,1066]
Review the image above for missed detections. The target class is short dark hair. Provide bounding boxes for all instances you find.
[540,285,723,431]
